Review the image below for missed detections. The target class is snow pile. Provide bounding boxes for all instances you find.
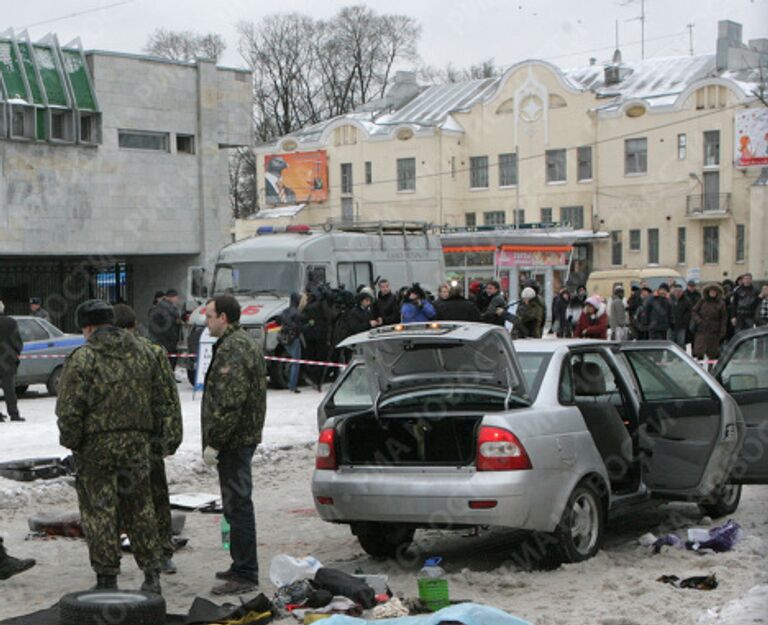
[0,475,75,510]
[698,585,768,624]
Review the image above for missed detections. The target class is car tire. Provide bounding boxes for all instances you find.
[14,385,29,396]
[353,523,415,559]
[698,483,742,518]
[553,479,605,563]
[46,366,63,396]
[59,589,165,625]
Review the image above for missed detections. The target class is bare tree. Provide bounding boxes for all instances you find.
[229,147,258,218]
[144,28,226,62]
[420,58,501,84]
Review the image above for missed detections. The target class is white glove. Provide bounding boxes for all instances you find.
[203,446,219,466]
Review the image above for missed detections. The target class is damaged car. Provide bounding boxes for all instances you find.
[311,322,765,562]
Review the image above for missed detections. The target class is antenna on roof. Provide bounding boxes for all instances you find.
[686,23,694,56]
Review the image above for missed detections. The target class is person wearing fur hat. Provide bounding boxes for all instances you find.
[574,295,608,339]
[346,291,380,336]
[513,287,545,338]
[692,284,728,361]
[401,284,437,323]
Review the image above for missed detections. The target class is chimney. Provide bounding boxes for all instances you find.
[604,48,632,86]
[589,57,597,66]
[387,71,421,110]
[716,19,743,70]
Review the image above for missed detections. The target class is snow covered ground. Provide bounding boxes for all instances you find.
[1,382,766,624]
[0,381,322,462]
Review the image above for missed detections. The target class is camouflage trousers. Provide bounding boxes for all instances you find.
[150,453,174,559]
[75,432,162,576]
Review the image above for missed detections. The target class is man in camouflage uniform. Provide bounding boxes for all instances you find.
[113,303,182,574]
[201,294,266,595]
[56,300,166,594]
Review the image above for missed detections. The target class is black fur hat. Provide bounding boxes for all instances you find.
[76,299,115,328]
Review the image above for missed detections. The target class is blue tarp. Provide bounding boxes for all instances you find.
[321,603,534,625]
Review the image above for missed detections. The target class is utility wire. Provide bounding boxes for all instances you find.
[17,0,135,30]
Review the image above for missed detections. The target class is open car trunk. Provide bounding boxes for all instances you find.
[339,412,483,466]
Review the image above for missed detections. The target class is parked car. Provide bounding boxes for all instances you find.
[312,322,764,562]
[14,316,85,396]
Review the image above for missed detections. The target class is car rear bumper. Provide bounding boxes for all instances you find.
[312,466,538,529]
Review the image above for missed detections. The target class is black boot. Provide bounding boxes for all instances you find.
[93,574,118,590]
[0,539,36,580]
[141,570,162,595]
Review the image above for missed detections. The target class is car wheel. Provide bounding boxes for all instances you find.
[14,385,29,396]
[553,480,605,563]
[46,366,63,396]
[353,523,415,559]
[698,483,742,518]
[59,589,165,625]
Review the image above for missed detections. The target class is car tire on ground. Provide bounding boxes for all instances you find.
[59,589,165,625]
[46,366,63,396]
[553,478,605,563]
[353,522,415,559]
[14,385,29,396]
[698,483,742,518]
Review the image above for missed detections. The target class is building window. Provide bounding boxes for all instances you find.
[546,149,567,183]
[611,231,623,266]
[704,130,720,167]
[629,229,641,251]
[540,207,553,224]
[677,133,687,160]
[483,211,505,226]
[703,226,719,264]
[176,134,195,154]
[79,113,101,144]
[736,224,745,262]
[465,212,476,227]
[396,157,415,192]
[365,161,372,184]
[118,130,169,151]
[560,205,584,229]
[647,228,659,264]
[341,197,354,222]
[577,146,592,181]
[625,138,647,175]
[341,162,353,195]
[12,109,25,136]
[677,227,686,264]
[470,156,489,189]
[498,152,518,186]
[513,209,525,225]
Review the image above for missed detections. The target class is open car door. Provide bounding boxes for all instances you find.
[620,343,743,497]
[713,328,768,484]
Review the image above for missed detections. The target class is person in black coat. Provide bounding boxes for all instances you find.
[551,288,571,337]
[669,283,692,348]
[373,279,400,326]
[730,273,759,332]
[0,301,24,422]
[345,292,380,336]
[641,283,673,340]
[149,289,182,369]
[435,286,481,322]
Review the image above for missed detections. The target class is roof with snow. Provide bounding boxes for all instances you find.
[265,51,761,150]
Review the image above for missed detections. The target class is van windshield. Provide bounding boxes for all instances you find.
[213,262,299,295]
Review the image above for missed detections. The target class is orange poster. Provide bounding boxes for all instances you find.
[264,150,328,206]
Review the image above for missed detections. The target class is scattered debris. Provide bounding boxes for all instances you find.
[657,574,719,591]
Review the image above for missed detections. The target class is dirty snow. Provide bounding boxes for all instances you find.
[0,382,766,625]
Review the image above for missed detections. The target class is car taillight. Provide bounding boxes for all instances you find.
[476,426,531,471]
[316,428,337,470]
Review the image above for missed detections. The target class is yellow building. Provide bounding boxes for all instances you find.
[241,19,768,290]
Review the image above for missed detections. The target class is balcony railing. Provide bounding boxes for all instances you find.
[686,193,732,218]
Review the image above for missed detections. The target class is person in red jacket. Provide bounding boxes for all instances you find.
[575,296,608,339]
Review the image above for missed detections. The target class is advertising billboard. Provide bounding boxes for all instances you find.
[264,150,328,206]
[735,109,768,167]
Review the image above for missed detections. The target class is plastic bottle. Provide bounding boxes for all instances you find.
[418,557,449,611]
[220,516,230,550]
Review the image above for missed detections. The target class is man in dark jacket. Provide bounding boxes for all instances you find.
[642,283,673,340]
[373,279,400,326]
[0,301,23,422]
[731,273,759,332]
[149,289,182,369]
[56,300,167,594]
[279,293,305,393]
[669,283,692,348]
[202,295,266,595]
[480,281,507,326]
[626,286,643,339]
[551,289,571,337]
[435,286,480,322]
[346,291,380,335]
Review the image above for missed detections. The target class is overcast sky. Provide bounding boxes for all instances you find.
[3,0,767,71]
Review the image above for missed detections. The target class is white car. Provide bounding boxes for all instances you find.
[312,322,764,562]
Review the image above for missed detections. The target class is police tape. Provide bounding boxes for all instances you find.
[19,352,348,369]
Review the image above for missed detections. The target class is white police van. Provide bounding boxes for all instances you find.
[187,221,445,387]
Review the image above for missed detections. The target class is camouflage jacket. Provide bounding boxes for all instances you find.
[201,322,266,450]
[138,336,183,456]
[56,327,167,451]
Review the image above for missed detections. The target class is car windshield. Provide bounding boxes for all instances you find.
[380,386,511,412]
[517,352,552,400]
[213,262,299,296]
